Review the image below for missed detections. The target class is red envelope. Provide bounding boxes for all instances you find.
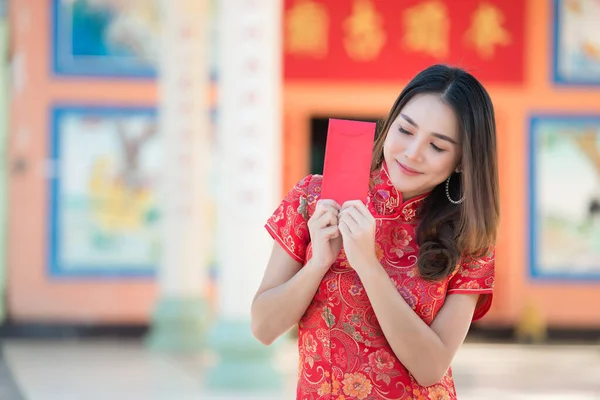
[321,119,376,205]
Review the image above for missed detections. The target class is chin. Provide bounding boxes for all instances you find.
[392,179,430,200]
[389,171,417,190]
[390,180,415,195]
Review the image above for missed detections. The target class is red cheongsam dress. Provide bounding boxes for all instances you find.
[265,164,495,400]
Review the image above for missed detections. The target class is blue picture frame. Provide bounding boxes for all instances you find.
[552,0,600,86]
[49,105,160,278]
[52,0,157,78]
[529,114,600,281]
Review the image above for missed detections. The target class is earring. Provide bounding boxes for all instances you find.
[445,173,465,204]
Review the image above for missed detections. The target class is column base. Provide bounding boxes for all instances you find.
[204,318,283,392]
[144,296,210,352]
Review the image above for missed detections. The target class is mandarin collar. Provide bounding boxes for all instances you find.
[368,161,428,221]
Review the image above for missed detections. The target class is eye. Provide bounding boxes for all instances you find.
[398,126,412,135]
[431,143,446,153]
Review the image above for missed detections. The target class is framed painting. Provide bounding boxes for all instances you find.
[49,105,161,277]
[52,0,159,78]
[529,115,600,280]
[552,0,600,85]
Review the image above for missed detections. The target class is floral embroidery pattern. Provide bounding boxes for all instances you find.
[342,373,373,400]
[302,333,321,368]
[428,385,452,400]
[368,349,394,373]
[390,226,414,258]
[265,166,495,399]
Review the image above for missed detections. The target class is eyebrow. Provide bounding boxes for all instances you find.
[400,113,459,145]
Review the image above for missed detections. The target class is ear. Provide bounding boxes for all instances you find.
[454,157,463,173]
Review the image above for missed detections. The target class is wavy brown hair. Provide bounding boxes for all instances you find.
[371,65,499,281]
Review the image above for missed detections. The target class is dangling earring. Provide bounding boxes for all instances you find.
[445,173,464,204]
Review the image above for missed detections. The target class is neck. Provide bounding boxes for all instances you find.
[401,191,427,202]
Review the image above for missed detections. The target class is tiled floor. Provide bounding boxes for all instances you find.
[2,339,600,399]
[0,348,25,400]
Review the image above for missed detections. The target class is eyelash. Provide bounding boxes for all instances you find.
[398,127,445,153]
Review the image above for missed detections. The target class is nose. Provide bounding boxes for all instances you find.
[404,140,423,162]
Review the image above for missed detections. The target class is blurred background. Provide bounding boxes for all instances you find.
[0,0,600,399]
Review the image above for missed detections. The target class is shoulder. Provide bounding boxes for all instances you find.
[451,246,495,281]
[291,174,322,192]
[461,246,495,267]
[286,174,323,220]
[303,174,322,190]
[293,174,323,198]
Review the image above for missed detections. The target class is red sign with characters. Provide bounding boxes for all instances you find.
[283,0,525,83]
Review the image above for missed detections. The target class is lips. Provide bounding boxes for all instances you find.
[397,161,423,176]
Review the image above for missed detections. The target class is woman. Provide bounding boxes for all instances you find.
[251,64,499,399]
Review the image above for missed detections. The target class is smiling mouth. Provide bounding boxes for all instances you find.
[397,161,423,175]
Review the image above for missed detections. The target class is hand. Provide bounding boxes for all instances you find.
[339,200,378,273]
[307,199,343,269]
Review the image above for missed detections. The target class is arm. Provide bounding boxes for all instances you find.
[252,198,342,345]
[357,265,478,387]
[338,200,492,387]
[250,242,328,345]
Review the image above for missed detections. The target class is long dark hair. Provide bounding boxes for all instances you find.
[371,64,499,281]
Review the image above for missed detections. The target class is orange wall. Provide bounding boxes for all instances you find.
[7,1,600,328]
[282,0,600,328]
[8,2,158,323]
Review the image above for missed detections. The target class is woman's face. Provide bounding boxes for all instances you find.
[383,93,462,200]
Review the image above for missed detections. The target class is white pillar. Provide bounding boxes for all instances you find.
[145,0,212,352]
[0,1,8,324]
[205,0,283,391]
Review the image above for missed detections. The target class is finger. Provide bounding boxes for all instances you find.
[316,203,340,217]
[322,204,340,216]
[323,211,338,227]
[321,225,340,240]
[340,206,365,226]
[341,200,363,209]
[339,212,359,234]
[339,219,352,237]
[355,202,374,220]
[314,210,338,228]
[318,199,341,210]
[343,200,373,222]
[343,200,369,213]
[312,205,328,221]
[312,205,338,225]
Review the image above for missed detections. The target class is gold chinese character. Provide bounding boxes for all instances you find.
[402,0,449,59]
[566,0,582,14]
[464,3,511,60]
[285,0,329,59]
[343,0,386,62]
